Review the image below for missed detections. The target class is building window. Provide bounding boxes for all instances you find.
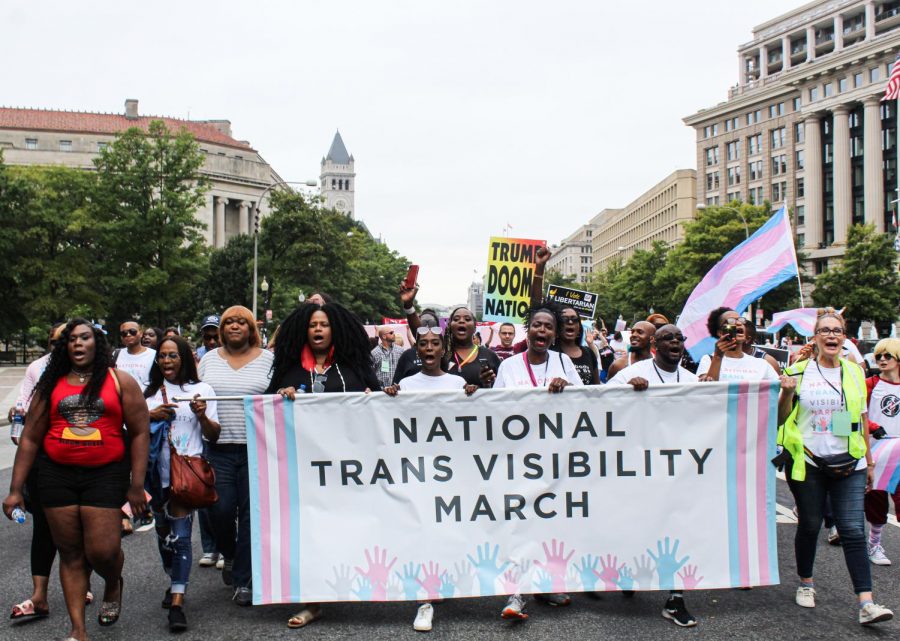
[727,191,741,202]
[706,195,720,205]
[823,82,834,98]
[797,233,805,246]
[809,86,819,102]
[749,160,763,181]
[771,127,786,149]
[97,142,108,152]
[796,149,805,170]
[871,66,882,82]
[772,154,787,176]
[768,102,785,118]
[792,97,801,111]
[748,133,762,155]
[796,177,805,198]
[748,186,764,204]
[824,142,833,163]
[24,138,37,150]
[772,181,787,201]
[705,146,719,166]
[726,140,741,161]
[795,122,805,144]
[712,123,719,136]
[797,204,805,225]
[838,77,848,93]
[59,140,72,152]
[727,166,741,186]
[706,171,720,191]
[746,110,761,126]
[854,71,864,88]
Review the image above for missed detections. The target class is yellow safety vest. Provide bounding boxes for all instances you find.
[777,358,867,481]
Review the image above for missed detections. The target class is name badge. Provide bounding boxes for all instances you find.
[381,359,391,373]
[830,410,852,437]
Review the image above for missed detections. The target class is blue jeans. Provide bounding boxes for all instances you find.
[787,464,870,593]
[207,444,251,588]
[153,503,194,594]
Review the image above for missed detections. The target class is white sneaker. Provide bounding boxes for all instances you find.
[413,603,433,632]
[199,552,219,567]
[500,593,528,620]
[795,585,816,608]
[215,556,225,570]
[827,526,841,545]
[859,602,893,625]
[869,544,892,566]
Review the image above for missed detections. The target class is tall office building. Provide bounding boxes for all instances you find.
[684,0,900,274]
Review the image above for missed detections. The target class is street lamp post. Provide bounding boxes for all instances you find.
[252,179,318,320]
[261,277,270,346]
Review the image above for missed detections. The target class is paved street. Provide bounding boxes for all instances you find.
[0,365,898,640]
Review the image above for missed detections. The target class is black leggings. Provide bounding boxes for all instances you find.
[25,463,57,578]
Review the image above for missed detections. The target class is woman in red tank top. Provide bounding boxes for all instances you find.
[3,319,149,641]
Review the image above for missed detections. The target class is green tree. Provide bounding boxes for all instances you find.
[201,234,254,313]
[812,224,900,333]
[0,151,31,337]
[91,120,210,327]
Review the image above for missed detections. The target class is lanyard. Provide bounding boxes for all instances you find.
[522,352,549,387]
[652,361,679,384]
[453,345,479,369]
[814,361,845,409]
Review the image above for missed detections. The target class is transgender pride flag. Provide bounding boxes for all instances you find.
[765,308,818,337]
[871,438,900,494]
[679,205,799,360]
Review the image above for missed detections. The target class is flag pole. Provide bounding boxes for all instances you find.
[785,200,807,308]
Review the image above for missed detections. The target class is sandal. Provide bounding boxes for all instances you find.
[287,605,322,628]
[85,590,93,606]
[98,576,123,626]
[10,598,49,620]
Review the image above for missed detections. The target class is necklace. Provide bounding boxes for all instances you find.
[71,367,92,384]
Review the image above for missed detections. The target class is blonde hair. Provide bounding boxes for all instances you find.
[815,307,846,332]
[220,305,261,347]
[875,338,900,361]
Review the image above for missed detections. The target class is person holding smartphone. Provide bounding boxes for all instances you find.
[696,308,779,383]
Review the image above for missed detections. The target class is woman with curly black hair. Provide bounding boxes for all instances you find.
[550,305,599,385]
[266,302,379,628]
[442,306,500,387]
[3,318,149,641]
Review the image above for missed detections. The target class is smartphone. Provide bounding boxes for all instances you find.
[725,322,738,340]
[403,264,419,290]
[478,357,490,371]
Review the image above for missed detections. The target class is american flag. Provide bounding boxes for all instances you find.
[884,53,900,100]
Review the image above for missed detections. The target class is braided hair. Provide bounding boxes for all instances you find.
[267,302,372,392]
[33,318,113,408]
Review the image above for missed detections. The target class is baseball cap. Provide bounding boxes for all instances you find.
[200,314,221,330]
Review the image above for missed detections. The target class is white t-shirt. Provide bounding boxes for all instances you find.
[115,347,156,388]
[397,372,466,391]
[494,352,583,389]
[147,380,218,487]
[609,338,627,360]
[842,339,865,365]
[868,377,900,437]
[607,358,698,386]
[796,362,866,468]
[696,354,779,382]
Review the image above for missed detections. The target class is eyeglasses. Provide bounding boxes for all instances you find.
[416,326,443,337]
[561,316,581,325]
[120,329,138,337]
[157,352,180,361]
[657,333,686,343]
[312,373,328,393]
[875,353,896,361]
[815,327,845,336]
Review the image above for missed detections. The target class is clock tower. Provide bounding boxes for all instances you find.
[320,130,355,218]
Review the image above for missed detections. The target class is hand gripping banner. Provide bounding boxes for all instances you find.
[244,382,780,605]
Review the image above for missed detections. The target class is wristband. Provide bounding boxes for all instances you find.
[403,306,416,315]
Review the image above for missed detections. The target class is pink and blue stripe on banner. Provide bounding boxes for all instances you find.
[679,205,799,360]
[725,381,780,587]
[871,438,900,494]
[245,395,302,605]
[765,308,817,338]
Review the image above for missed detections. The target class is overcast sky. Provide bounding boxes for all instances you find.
[3,0,791,307]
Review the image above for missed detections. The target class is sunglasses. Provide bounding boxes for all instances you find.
[416,326,443,337]
[657,333,686,343]
[875,353,896,361]
[561,316,581,325]
[120,328,139,337]
[157,352,180,361]
[312,373,328,393]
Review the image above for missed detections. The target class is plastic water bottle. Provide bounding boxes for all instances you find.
[11,507,26,524]
[298,384,307,394]
[11,401,25,440]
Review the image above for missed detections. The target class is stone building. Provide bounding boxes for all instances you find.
[684,0,900,274]
[320,130,355,217]
[547,224,596,285]
[592,170,698,272]
[0,98,283,248]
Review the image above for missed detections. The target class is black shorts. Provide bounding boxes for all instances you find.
[37,454,130,509]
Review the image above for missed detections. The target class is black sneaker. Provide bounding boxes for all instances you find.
[662,596,697,627]
[168,605,188,632]
[161,588,172,609]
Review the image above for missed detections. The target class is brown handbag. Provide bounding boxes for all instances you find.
[164,387,218,509]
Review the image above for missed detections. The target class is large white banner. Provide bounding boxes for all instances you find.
[244,382,780,605]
